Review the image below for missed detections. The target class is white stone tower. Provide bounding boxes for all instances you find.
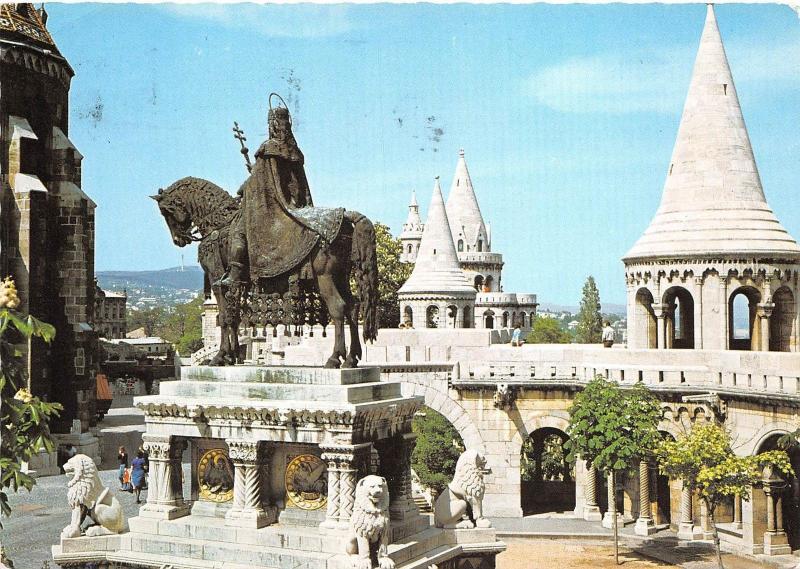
[399,190,424,263]
[398,177,476,328]
[624,5,800,351]
[446,150,504,292]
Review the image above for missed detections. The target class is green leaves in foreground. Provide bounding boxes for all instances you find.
[0,305,61,525]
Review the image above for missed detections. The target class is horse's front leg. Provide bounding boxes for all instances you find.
[209,285,231,366]
[343,292,361,368]
[317,274,346,368]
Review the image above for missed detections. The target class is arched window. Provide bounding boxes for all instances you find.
[484,275,494,292]
[463,306,472,328]
[477,240,483,252]
[484,310,495,329]
[457,240,464,252]
[407,244,412,254]
[663,287,695,349]
[729,287,761,350]
[403,305,413,328]
[426,305,439,329]
[502,312,510,328]
[771,287,795,352]
[634,288,657,349]
[474,275,484,292]
[447,305,458,328]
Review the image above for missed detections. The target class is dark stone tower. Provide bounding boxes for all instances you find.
[0,4,99,462]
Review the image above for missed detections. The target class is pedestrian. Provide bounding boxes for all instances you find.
[131,450,147,504]
[117,446,129,488]
[138,443,150,489]
[602,320,615,348]
[511,324,523,347]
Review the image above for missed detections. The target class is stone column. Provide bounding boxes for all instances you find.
[389,433,419,522]
[225,441,272,528]
[757,303,774,352]
[583,464,602,521]
[140,434,190,520]
[321,453,341,529]
[677,484,696,540]
[699,498,714,540]
[733,494,743,530]
[634,461,656,535]
[602,471,622,529]
[652,304,667,349]
[763,481,791,555]
[719,277,729,350]
[320,445,359,531]
[338,457,357,530]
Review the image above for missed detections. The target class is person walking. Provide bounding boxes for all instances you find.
[131,450,148,504]
[511,324,523,347]
[117,446,129,489]
[138,443,150,489]
[602,320,615,348]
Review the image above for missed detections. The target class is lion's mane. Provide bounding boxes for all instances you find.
[450,449,485,501]
[350,475,390,542]
[65,454,101,509]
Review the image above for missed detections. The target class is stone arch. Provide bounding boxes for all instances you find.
[634,287,657,349]
[407,244,412,254]
[403,305,413,327]
[740,421,798,457]
[412,384,485,455]
[520,425,575,515]
[473,274,484,292]
[447,305,458,328]
[484,310,495,329]
[477,239,483,252]
[662,286,694,349]
[770,286,794,352]
[729,286,761,351]
[457,239,464,252]
[462,306,472,329]
[484,275,494,292]
[753,427,800,550]
[426,305,439,329]
[502,311,510,328]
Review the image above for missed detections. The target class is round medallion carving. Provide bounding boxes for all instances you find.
[198,448,234,503]
[285,454,327,510]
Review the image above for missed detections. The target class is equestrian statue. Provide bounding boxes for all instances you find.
[152,95,378,368]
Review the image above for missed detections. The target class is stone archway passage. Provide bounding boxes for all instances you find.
[520,427,575,515]
[663,286,695,349]
[770,287,794,352]
[757,433,800,551]
[729,286,761,351]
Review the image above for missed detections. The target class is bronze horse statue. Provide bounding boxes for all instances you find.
[151,176,378,368]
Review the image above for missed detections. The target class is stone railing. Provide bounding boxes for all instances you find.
[374,345,800,400]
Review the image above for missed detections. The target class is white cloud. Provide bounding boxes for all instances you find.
[161,4,357,39]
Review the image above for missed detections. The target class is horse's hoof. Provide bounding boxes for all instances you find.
[342,357,358,369]
[324,357,341,369]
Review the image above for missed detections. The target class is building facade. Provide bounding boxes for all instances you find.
[94,284,128,339]
[398,150,537,329]
[0,4,100,460]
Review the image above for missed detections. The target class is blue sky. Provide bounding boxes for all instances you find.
[46,3,800,305]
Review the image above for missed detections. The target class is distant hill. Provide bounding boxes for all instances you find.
[97,266,204,291]
[538,302,627,316]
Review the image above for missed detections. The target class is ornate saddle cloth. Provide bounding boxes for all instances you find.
[247,205,344,280]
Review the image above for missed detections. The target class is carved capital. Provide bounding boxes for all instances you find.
[142,434,173,460]
[227,440,261,464]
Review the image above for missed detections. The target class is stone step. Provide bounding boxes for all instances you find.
[180,365,381,386]
[413,494,432,513]
[159,379,401,403]
[126,530,333,569]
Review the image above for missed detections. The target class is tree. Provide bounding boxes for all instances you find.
[565,378,661,564]
[658,423,793,569]
[526,317,571,344]
[411,407,464,495]
[159,295,204,355]
[0,278,62,531]
[576,276,602,343]
[374,222,412,328]
[127,306,167,336]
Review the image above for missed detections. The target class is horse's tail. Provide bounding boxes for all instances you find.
[347,211,379,343]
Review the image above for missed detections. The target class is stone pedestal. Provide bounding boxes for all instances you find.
[634,462,657,536]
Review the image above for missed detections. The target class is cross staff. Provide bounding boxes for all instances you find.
[232,121,252,173]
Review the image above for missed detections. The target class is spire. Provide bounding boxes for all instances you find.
[625,5,800,260]
[0,4,61,54]
[400,189,423,237]
[410,190,418,208]
[446,149,489,252]
[399,178,476,295]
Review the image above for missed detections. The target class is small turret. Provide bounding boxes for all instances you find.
[399,190,424,263]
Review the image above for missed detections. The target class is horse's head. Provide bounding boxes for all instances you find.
[151,184,193,247]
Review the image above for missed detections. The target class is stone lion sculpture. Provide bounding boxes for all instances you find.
[345,475,395,569]
[434,449,492,529]
[61,454,125,539]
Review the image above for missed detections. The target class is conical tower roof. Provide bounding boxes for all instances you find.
[0,4,62,55]
[400,190,423,235]
[446,150,489,251]
[399,178,476,296]
[624,5,800,262]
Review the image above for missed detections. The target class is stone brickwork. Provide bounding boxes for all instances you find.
[1,4,99,440]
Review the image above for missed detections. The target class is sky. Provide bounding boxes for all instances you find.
[44,3,800,306]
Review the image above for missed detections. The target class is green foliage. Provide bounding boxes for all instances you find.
[127,306,167,337]
[375,222,412,328]
[159,296,204,355]
[565,377,661,473]
[658,423,794,509]
[412,407,464,494]
[526,317,571,344]
[521,433,575,482]
[0,307,62,525]
[576,276,603,343]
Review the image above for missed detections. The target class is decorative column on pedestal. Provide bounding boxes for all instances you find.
[320,445,362,531]
[388,433,419,522]
[583,464,602,521]
[763,478,791,555]
[733,494,743,530]
[757,303,774,352]
[652,304,667,349]
[602,471,622,529]
[141,434,190,520]
[225,440,272,528]
[677,484,696,540]
[634,461,656,535]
